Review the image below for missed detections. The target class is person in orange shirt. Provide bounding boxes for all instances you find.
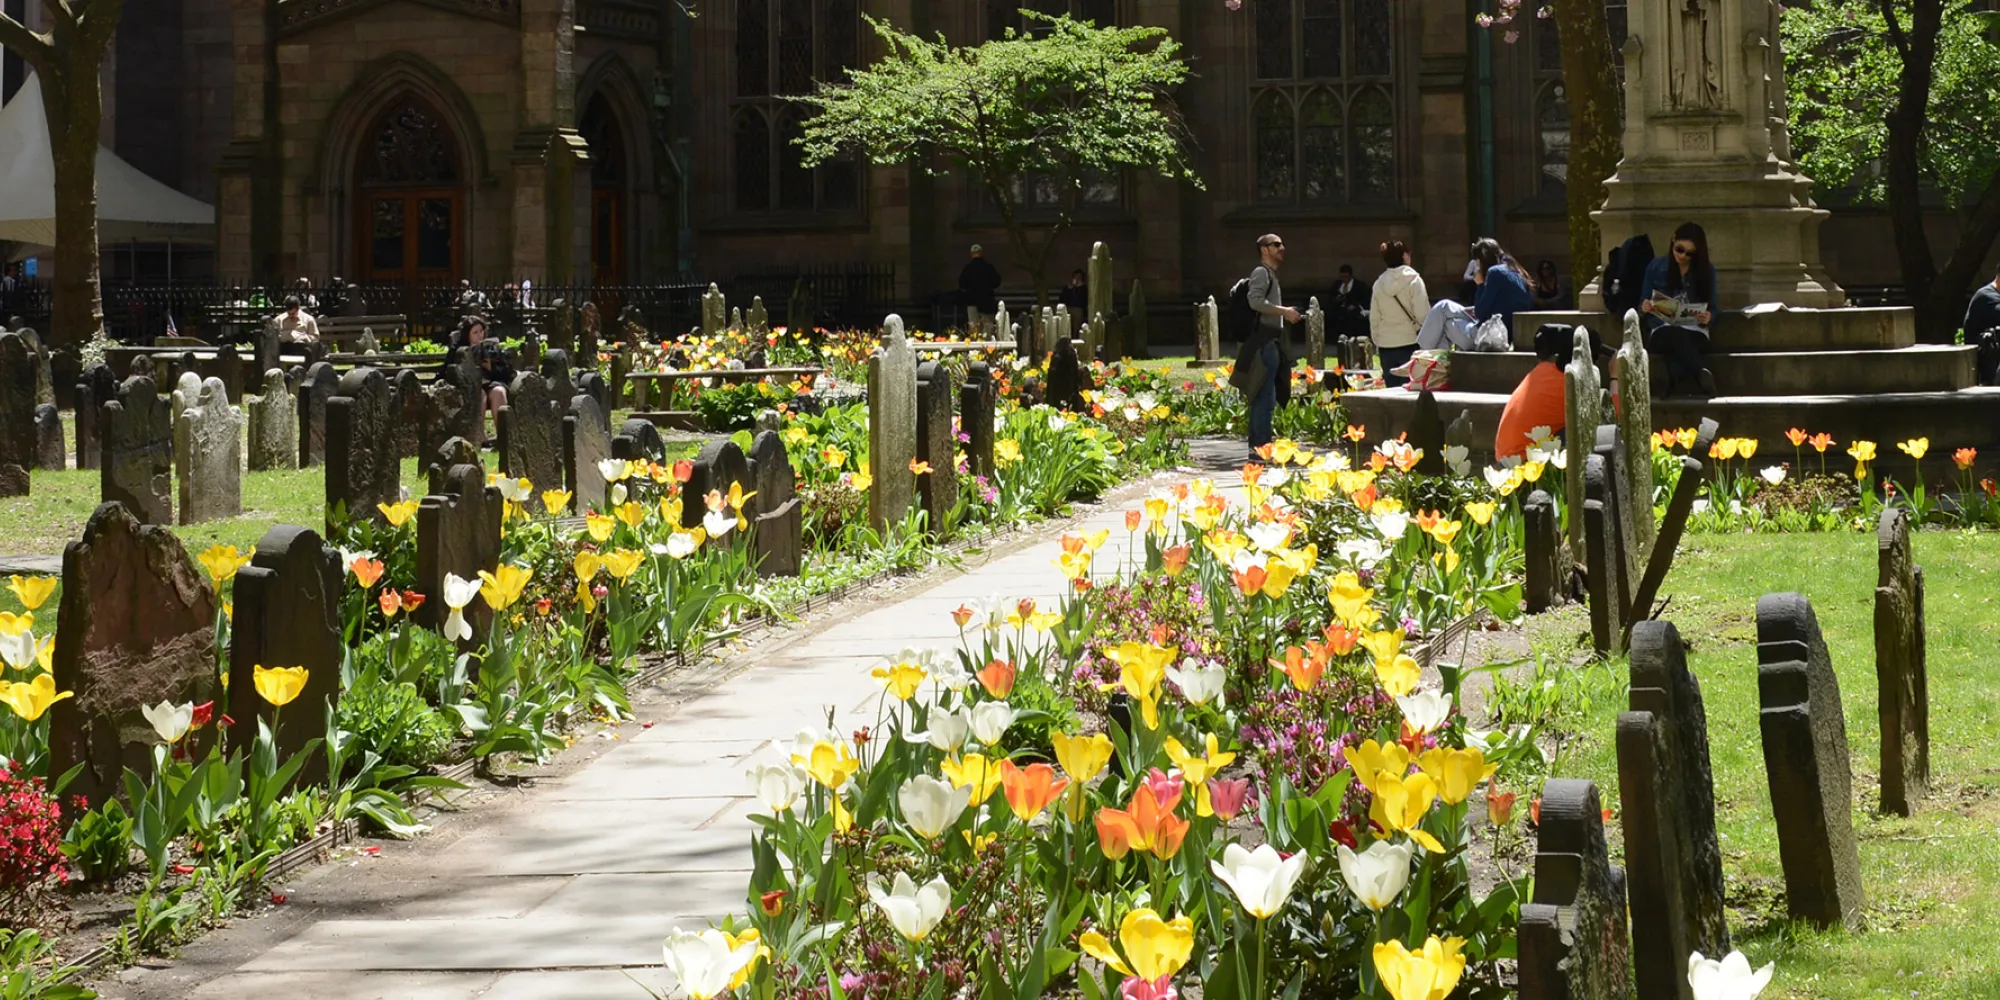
[1496,324,1610,460]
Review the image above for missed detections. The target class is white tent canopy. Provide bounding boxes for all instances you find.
[0,73,216,250]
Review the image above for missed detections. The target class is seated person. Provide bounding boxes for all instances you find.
[1419,238,1531,350]
[1639,221,1719,398]
[1964,262,2000,385]
[1495,324,1610,460]
[1530,260,1572,311]
[274,295,320,344]
[1057,268,1089,315]
[448,317,513,447]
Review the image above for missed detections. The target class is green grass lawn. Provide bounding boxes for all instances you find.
[1550,530,2000,999]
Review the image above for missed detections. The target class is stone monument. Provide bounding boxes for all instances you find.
[175,379,243,525]
[867,316,918,533]
[1874,506,1928,817]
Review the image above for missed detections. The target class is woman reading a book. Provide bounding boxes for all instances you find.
[1640,221,1719,398]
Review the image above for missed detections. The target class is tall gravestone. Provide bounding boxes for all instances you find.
[228,525,342,787]
[1563,330,1603,551]
[498,371,563,513]
[101,376,174,525]
[325,367,400,526]
[867,316,918,533]
[1522,490,1562,613]
[1087,242,1114,334]
[1409,390,1445,475]
[564,394,612,511]
[0,332,36,496]
[1582,434,1632,658]
[393,369,425,459]
[1756,593,1866,929]
[75,364,115,471]
[702,283,727,337]
[611,417,664,464]
[298,361,337,467]
[993,301,1011,352]
[746,296,769,338]
[1126,280,1148,359]
[169,371,202,427]
[1613,313,1656,563]
[1874,507,1928,817]
[18,329,54,408]
[1195,296,1220,366]
[175,378,243,525]
[247,369,299,471]
[33,405,63,471]
[961,362,997,482]
[1084,314,1106,363]
[51,503,219,807]
[681,438,752,531]
[1304,297,1326,370]
[416,464,503,647]
[747,430,802,577]
[914,361,958,536]
[1519,779,1631,1000]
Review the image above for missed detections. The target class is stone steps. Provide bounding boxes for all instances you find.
[1514,306,1917,353]
[1447,344,1977,397]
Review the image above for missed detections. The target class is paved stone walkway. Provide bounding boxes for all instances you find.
[111,444,1244,1000]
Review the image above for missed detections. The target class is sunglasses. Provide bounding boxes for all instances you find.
[1672,244,1696,256]
[1262,241,1285,249]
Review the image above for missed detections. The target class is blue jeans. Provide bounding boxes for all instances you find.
[1248,340,1281,451]
[1377,344,1417,388]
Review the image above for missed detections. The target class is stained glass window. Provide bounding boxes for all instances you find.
[1254,92,1295,202]
[732,0,865,213]
[359,99,457,187]
[735,108,772,211]
[1249,0,1397,204]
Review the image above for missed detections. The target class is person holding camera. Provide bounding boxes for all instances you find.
[451,316,513,447]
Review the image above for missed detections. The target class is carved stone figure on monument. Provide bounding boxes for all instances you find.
[1614,312,1656,563]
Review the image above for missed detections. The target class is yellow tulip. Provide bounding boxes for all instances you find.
[1463,501,1495,526]
[198,544,255,586]
[1164,733,1237,817]
[541,490,573,516]
[574,579,598,614]
[615,501,649,530]
[1057,549,1093,582]
[821,445,848,467]
[871,661,927,701]
[802,740,860,791]
[6,576,55,612]
[1426,520,1462,547]
[1359,628,1405,666]
[1417,747,1498,805]
[1343,739,1412,789]
[1897,438,1929,460]
[1370,770,1445,853]
[1052,731,1114,783]
[0,674,72,721]
[940,753,1005,806]
[0,612,29,637]
[1737,438,1759,460]
[724,927,769,991]
[253,664,310,708]
[573,551,602,582]
[479,563,533,611]
[1081,528,1110,552]
[726,481,757,512]
[996,439,1022,466]
[1328,572,1379,629]
[1373,936,1468,1000]
[1260,558,1299,599]
[1099,641,1173,729]
[600,549,645,581]
[1375,654,1421,698]
[1714,438,1739,461]
[1079,908,1195,982]
[377,500,420,527]
[585,513,616,542]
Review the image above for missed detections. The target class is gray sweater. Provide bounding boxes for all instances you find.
[1248,265,1285,334]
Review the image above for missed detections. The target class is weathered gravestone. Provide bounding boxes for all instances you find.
[1444,408,1474,459]
[867,315,918,532]
[961,362,997,482]
[416,463,503,649]
[682,438,752,532]
[579,301,602,365]
[0,332,36,495]
[540,349,576,405]
[169,371,202,427]
[1304,296,1326,370]
[75,364,116,471]
[1627,418,1721,635]
[18,329,54,408]
[1410,389,1445,475]
[325,368,401,526]
[422,355,483,459]
[609,347,631,407]
[993,301,1012,354]
[246,369,299,471]
[701,283,727,337]
[1195,296,1220,366]
[498,371,563,513]
[1563,329,1604,551]
[427,436,482,496]
[915,361,958,536]
[128,353,156,381]
[576,371,611,424]
[611,417,664,464]
[50,502,219,807]
[101,376,174,525]
[1126,280,1149,359]
[1518,778,1631,1000]
[1083,314,1106,364]
[215,343,245,403]
[548,298,574,354]
[175,379,243,524]
[1581,443,1630,659]
[747,430,802,577]
[1618,620,1730,1000]
[1874,506,1928,817]
[1087,242,1115,335]
[1756,593,1866,929]
[33,404,63,470]
[392,369,424,459]
[1047,336,1084,413]
[746,296,769,338]
[228,525,341,787]
[298,361,338,467]
[564,394,612,511]
[1522,490,1562,613]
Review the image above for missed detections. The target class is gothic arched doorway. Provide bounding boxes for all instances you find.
[580,92,627,287]
[353,96,462,284]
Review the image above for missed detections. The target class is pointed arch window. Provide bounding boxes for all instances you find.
[732,0,863,214]
[1250,0,1398,205]
[353,96,460,281]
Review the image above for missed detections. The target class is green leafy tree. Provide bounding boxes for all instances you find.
[1786,0,2000,340]
[0,0,125,348]
[799,13,1200,307]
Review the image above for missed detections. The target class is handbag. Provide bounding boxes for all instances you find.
[1394,349,1451,392]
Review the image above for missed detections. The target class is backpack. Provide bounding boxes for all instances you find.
[1225,274,1259,343]
[1603,234,1655,318]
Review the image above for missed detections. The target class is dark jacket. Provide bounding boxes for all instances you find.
[1963,284,2000,338]
[1057,283,1088,315]
[1639,257,1722,334]
[1474,263,1533,332]
[958,258,1003,313]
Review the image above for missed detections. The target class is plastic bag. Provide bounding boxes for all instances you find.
[1472,315,1511,352]
[1393,349,1451,392]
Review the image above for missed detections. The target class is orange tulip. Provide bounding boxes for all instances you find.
[400,590,426,612]
[1785,428,1808,447]
[1232,564,1268,597]
[1161,545,1191,577]
[951,603,976,628]
[1095,784,1189,861]
[1125,509,1143,532]
[1412,510,1443,534]
[1345,424,1368,443]
[350,557,385,589]
[1270,645,1324,692]
[1240,463,1264,486]
[377,589,403,618]
[978,659,1017,698]
[1488,787,1517,826]
[999,760,1070,822]
[1954,447,1977,471]
[1322,623,1361,656]
[671,459,694,482]
[1808,432,1835,453]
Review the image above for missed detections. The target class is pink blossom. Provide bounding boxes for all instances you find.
[1207,777,1254,820]
[1122,975,1179,1000]
[1143,768,1185,812]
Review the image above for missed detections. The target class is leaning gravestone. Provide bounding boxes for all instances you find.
[961,362,997,482]
[228,525,341,786]
[1563,329,1603,551]
[681,438,752,532]
[101,376,174,525]
[1581,444,1631,659]
[325,367,400,526]
[915,361,958,536]
[392,369,424,459]
[564,394,611,511]
[175,378,243,525]
[1522,490,1562,613]
[246,369,299,471]
[416,463,503,648]
[497,371,563,514]
[1047,336,1083,413]
[0,332,37,495]
[50,502,219,807]
[1518,778,1630,1000]
[1409,390,1445,475]
[427,436,482,496]
[76,364,116,471]
[1626,418,1720,633]
[867,315,918,533]
[747,429,802,577]
[33,404,63,471]
[1612,317,1655,562]
[1874,506,1928,817]
[298,362,338,467]
[1619,620,1730,1000]
[611,417,664,464]
[1757,593,1866,929]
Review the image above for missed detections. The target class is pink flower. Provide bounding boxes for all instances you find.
[1207,777,1254,820]
[1122,975,1179,1000]
[1142,768,1185,813]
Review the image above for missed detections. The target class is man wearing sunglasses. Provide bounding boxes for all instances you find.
[1232,234,1302,460]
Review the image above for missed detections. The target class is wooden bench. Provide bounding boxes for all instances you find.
[317,314,410,350]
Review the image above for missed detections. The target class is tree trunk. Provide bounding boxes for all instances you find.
[1554,0,1623,299]
[1880,0,1948,341]
[1925,167,2000,339]
[42,61,106,350]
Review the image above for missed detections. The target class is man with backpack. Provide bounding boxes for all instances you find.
[1227,234,1302,460]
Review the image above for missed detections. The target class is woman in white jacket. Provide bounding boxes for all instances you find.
[1369,240,1430,387]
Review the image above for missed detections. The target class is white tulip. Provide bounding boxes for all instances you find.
[1395,690,1453,735]
[703,509,735,538]
[441,572,484,643]
[610,482,629,506]
[1525,426,1555,449]
[1483,466,1514,490]
[1524,443,1553,466]
[0,630,37,671]
[867,871,952,941]
[1166,657,1226,708]
[1210,842,1308,919]
[1337,840,1413,911]
[665,532,701,559]
[1688,950,1774,1000]
[787,726,842,763]
[746,761,809,813]
[897,775,972,838]
[1336,538,1387,569]
[969,701,1016,745]
[495,476,532,503]
[1373,510,1409,542]
[661,927,758,1000]
[1047,413,1070,432]
[930,657,973,692]
[912,707,970,752]
[598,458,629,482]
[1247,521,1291,552]
[1759,466,1786,486]
[1443,444,1471,477]
[1550,448,1570,470]
[141,700,193,744]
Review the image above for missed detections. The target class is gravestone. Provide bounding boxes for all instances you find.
[1410,390,1445,475]
[246,369,298,471]
[1087,243,1114,335]
[579,301,602,362]
[915,361,958,536]
[175,379,243,524]
[1563,330,1604,551]
[1304,297,1326,370]
[298,362,338,467]
[76,364,116,471]
[4,334,47,491]
[1627,418,1721,629]
[497,371,563,513]
[129,353,156,381]
[754,409,781,437]
[392,369,424,459]
[1518,779,1631,1000]
[416,463,503,649]
[747,429,802,577]
[1874,507,1928,817]
[215,344,244,403]
[1126,280,1149,359]
[170,371,202,426]
[994,301,1012,353]
[1084,314,1106,364]
[540,348,576,405]
[961,362,997,482]
[1445,409,1474,457]
[549,298,574,354]
[101,376,174,524]
[609,348,630,406]
[228,525,341,787]
[1048,336,1083,413]
[421,354,481,461]
[325,367,400,526]
[576,371,611,424]
[1756,593,1866,928]
[564,394,612,511]
[681,438,752,531]
[1582,445,1630,658]
[19,329,54,409]
[1522,490,1562,613]
[867,315,918,532]
[1613,317,1656,565]
[1195,296,1220,366]
[33,405,63,470]
[427,436,482,495]
[611,417,664,464]
[701,283,727,337]
[746,296,769,338]
[50,502,219,807]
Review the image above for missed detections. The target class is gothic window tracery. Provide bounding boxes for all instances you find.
[1250,0,1397,205]
[359,99,458,188]
[732,0,860,213]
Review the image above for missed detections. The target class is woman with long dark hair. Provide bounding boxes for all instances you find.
[1640,221,1719,397]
